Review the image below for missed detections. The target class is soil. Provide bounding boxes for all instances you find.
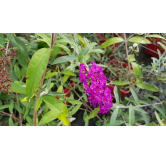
[104,60,131,91]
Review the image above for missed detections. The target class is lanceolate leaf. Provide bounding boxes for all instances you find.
[136,82,158,92]
[131,62,141,75]
[51,56,78,65]
[129,87,139,104]
[112,80,130,86]
[152,104,165,117]
[14,64,21,79]
[26,48,51,100]
[142,113,149,126]
[68,100,82,105]
[110,108,119,125]
[41,96,70,126]
[114,85,120,103]
[146,34,166,40]
[87,108,100,120]
[157,42,166,51]
[54,44,71,55]
[10,81,26,94]
[133,106,147,115]
[44,70,58,79]
[14,36,28,69]
[38,109,59,126]
[100,37,124,48]
[61,71,76,76]
[0,100,14,110]
[35,97,43,112]
[128,36,151,44]
[71,104,82,116]
[155,111,164,126]
[59,33,76,47]
[36,33,51,47]
[129,105,135,126]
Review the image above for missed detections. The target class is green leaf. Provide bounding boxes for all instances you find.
[114,85,120,103]
[146,34,166,40]
[128,36,151,44]
[50,46,62,61]
[70,78,80,83]
[58,106,70,126]
[91,49,104,54]
[23,108,30,120]
[57,85,63,93]
[0,100,14,110]
[36,33,51,47]
[68,100,82,105]
[44,70,58,79]
[129,87,139,104]
[51,56,78,65]
[14,36,28,69]
[88,108,100,120]
[62,75,70,84]
[129,105,135,126]
[106,120,124,126]
[9,100,14,114]
[35,97,43,112]
[112,80,130,86]
[110,108,119,125]
[152,104,165,117]
[83,111,89,126]
[105,33,111,39]
[47,91,66,96]
[157,42,166,51]
[59,33,76,47]
[42,96,70,126]
[14,64,21,79]
[38,109,59,126]
[133,106,147,114]
[100,37,124,48]
[20,67,26,77]
[129,54,136,62]
[83,93,88,102]
[155,111,164,126]
[150,123,158,126]
[61,71,76,76]
[26,116,33,125]
[71,104,82,116]
[136,82,158,92]
[131,62,141,75]
[78,52,84,63]
[26,48,51,100]
[15,104,23,114]
[54,43,71,55]
[9,117,14,126]
[0,34,4,44]
[10,81,26,94]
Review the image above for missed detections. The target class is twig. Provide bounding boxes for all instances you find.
[16,93,22,126]
[0,111,20,122]
[124,33,131,75]
[116,102,163,109]
[20,71,27,82]
[79,108,91,112]
[70,85,101,121]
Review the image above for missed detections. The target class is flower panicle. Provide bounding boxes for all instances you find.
[79,61,113,114]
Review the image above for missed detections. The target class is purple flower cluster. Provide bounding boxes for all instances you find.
[79,62,113,113]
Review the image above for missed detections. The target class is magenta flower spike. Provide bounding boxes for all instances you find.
[79,61,113,114]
